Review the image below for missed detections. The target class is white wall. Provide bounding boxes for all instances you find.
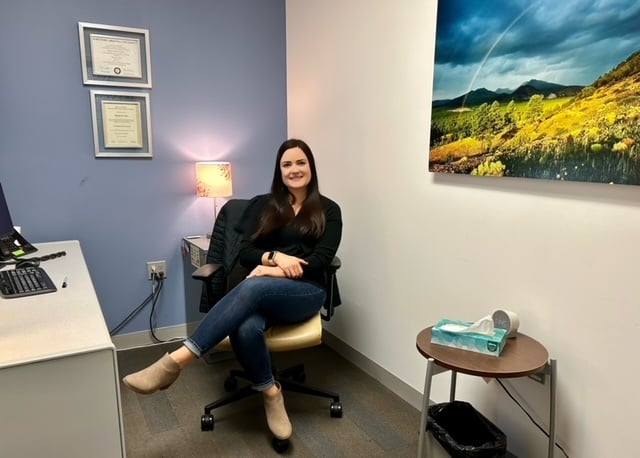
[287,1,640,457]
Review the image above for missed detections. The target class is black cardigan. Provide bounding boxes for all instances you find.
[198,195,342,312]
[237,194,342,289]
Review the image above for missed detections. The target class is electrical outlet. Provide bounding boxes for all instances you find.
[147,260,167,280]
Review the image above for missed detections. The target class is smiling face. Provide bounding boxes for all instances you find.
[280,146,312,193]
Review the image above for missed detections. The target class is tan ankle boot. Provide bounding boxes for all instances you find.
[122,353,181,395]
[263,382,292,439]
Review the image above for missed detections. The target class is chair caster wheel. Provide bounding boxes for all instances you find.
[201,414,215,431]
[272,437,290,453]
[330,401,343,418]
[224,376,238,392]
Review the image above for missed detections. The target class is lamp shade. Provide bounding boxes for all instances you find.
[195,162,233,198]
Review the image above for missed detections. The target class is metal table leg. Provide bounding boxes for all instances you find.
[449,371,457,402]
[418,358,450,457]
[417,358,435,457]
[548,359,557,458]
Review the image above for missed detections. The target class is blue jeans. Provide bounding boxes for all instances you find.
[184,276,326,391]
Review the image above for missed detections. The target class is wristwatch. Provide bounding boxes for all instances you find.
[267,251,277,266]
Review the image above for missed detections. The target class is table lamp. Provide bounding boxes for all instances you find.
[195,161,233,222]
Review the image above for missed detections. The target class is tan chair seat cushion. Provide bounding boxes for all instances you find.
[215,313,322,353]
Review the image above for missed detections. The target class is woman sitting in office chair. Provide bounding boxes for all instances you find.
[122,138,342,443]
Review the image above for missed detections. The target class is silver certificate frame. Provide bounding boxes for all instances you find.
[79,22,152,88]
[90,90,153,158]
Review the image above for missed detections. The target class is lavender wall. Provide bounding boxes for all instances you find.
[0,0,287,334]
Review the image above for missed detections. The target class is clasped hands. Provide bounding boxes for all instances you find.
[247,253,308,279]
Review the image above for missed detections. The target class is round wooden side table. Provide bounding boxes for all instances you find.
[415,326,557,457]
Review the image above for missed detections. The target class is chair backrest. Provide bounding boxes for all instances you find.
[198,198,341,319]
[199,199,250,312]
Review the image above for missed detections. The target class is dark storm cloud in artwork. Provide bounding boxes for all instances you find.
[433,0,640,100]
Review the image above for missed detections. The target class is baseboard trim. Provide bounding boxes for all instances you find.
[110,322,200,351]
[322,331,423,411]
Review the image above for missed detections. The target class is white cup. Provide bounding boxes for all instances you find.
[492,309,519,338]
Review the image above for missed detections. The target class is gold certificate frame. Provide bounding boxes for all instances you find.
[79,22,152,88]
[90,90,153,158]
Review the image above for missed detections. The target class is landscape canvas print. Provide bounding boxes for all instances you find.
[429,0,640,185]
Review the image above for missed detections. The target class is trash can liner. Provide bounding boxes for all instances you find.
[427,401,507,458]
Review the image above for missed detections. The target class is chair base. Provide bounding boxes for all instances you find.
[203,362,341,415]
[200,362,343,438]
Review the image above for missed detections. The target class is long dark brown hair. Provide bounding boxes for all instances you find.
[252,139,326,240]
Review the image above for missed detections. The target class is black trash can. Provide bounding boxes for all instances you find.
[427,401,507,458]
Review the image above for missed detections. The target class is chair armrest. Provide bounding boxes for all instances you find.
[192,263,223,282]
[322,256,342,322]
[193,263,225,313]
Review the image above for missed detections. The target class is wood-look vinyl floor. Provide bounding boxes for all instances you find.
[117,342,425,457]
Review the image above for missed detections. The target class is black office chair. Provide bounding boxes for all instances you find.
[192,198,343,451]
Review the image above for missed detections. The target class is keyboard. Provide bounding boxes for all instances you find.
[0,266,57,298]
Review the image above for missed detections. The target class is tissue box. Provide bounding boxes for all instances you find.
[431,319,507,357]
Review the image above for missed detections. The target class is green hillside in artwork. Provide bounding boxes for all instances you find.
[429,50,640,184]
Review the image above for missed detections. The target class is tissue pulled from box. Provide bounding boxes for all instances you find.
[438,315,496,335]
[431,317,507,357]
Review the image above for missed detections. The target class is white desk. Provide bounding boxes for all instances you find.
[0,240,125,458]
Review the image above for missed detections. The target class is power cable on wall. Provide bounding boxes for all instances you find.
[496,379,570,458]
[109,285,157,336]
[110,273,182,344]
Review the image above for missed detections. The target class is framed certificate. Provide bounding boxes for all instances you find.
[79,22,152,88]
[90,90,153,158]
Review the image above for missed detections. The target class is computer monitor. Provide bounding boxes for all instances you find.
[0,183,37,260]
[0,183,14,234]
